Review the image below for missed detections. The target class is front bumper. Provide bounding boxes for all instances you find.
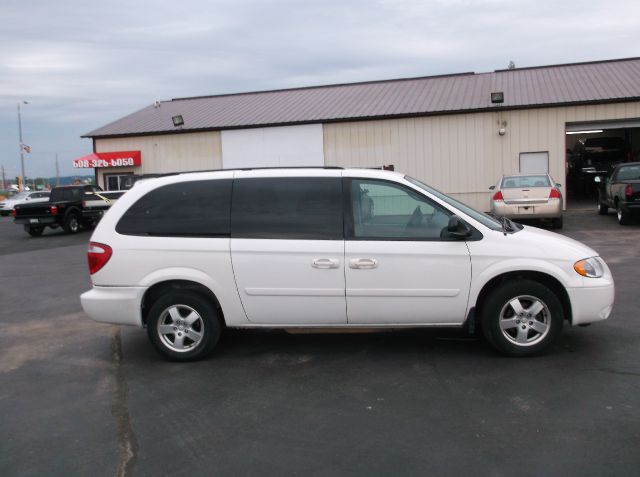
[567,283,615,325]
[81,286,147,327]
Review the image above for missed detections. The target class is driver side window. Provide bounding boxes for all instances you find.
[350,179,452,240]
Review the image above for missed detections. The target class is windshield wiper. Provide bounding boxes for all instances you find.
[488,213,516,235]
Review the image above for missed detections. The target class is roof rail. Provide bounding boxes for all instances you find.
[178,166,344,174]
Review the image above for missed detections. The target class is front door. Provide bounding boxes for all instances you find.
[344,177,472,325]
[230,174,347,325]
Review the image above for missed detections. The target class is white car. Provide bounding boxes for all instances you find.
[81,168,614,360]
[0,191,50,216]
[489,174,563,229]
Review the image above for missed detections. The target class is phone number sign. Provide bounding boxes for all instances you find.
[72,151,142,168]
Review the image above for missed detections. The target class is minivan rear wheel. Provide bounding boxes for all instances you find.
[147,292,220,361]
[481,279,563,357]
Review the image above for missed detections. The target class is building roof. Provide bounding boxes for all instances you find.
[84,57,640,138]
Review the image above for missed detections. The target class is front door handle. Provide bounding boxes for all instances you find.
[312,258,340,269]
[349,258,378,269]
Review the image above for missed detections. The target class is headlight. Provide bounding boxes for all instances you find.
[574,257,604,278]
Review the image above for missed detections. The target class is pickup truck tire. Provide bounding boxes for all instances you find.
[481,279,563,357]
[27,226,44,237]
[63,213,80,234]
[597,197,608,215]
[617,203,631,225]
[147,292,220,361]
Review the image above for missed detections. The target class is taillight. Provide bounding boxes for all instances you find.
[549,188,561,199]
[625,185,633,198]
[492,190,504,201]
[50,205,58,216]
[11,209,16,217]
[87,242,112,275]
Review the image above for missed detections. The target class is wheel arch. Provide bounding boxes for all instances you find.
[64,206,82,219]
[474,271,573,324]
[141,279,226,327]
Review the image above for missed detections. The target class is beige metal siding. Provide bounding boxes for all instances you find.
[95,131,222,187]
[324,102,640,210]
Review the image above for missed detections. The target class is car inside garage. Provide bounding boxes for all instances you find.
[565,120,640,207]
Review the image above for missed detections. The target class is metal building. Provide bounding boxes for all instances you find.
[80,57,640,210]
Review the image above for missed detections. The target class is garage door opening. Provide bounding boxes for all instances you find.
[565,120,640,209]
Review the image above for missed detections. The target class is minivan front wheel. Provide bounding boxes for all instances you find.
[147,292,220,361]
[481,280,563,357]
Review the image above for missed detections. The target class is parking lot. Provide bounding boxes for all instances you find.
[1,210,639,477]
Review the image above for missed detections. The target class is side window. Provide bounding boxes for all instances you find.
[349,179,452,240]
[231,177,343,239]
[116,180,232,237]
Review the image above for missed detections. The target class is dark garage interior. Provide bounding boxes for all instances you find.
[565,121,640,207]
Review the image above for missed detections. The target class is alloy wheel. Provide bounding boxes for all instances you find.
[498,295,551,347]
[157,304,204,352]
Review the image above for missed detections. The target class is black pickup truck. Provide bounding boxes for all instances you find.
[596,162,640,225]
[13,185,124,236]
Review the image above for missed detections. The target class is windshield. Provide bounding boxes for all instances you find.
[11,192,29,200]
[405,176,504,231]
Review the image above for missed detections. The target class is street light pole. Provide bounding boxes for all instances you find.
[17,101,27,190]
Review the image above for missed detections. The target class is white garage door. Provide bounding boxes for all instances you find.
[221,124,324,169]
[519,151,549,174]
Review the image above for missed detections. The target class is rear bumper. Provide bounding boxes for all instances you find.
[567,283,615,325]
[81,286,147,327]
[620,201,640,213]
[14,217,57,226]
[491,200,561,219]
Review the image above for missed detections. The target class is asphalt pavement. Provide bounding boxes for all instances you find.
[0,211,639,477]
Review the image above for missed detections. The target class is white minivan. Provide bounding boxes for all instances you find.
[81,168,614,360]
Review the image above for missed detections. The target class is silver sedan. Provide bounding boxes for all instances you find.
[489,174,563,229]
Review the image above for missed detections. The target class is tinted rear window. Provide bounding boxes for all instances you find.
[50,188,83,202]
[231,177,343,239]
[617,165,640,181]
[116,180,232,237]
[501,176,550,188]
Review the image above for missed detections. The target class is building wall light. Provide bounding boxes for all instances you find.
[172,115,184,127]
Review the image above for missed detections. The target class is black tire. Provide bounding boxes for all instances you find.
[597,197,608,215]
[146,291,221,361]
[27,226,44,237]
[551,217,563,229]
[617,203,630,225]
[63,213,80,234]
[481,279,563,357]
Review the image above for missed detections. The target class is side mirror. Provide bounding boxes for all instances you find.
[25,197,30,201]
[447,215,472,239]
[489,185,495,190]
[594,176,601,183]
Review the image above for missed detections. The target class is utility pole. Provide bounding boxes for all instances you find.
[1,165,6,190]
[17,100,28,191]
[55,154,60,187]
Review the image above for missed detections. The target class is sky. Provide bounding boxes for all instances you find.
[1,0,639,179]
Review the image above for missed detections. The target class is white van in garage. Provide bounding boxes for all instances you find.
[81,168,614,360]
